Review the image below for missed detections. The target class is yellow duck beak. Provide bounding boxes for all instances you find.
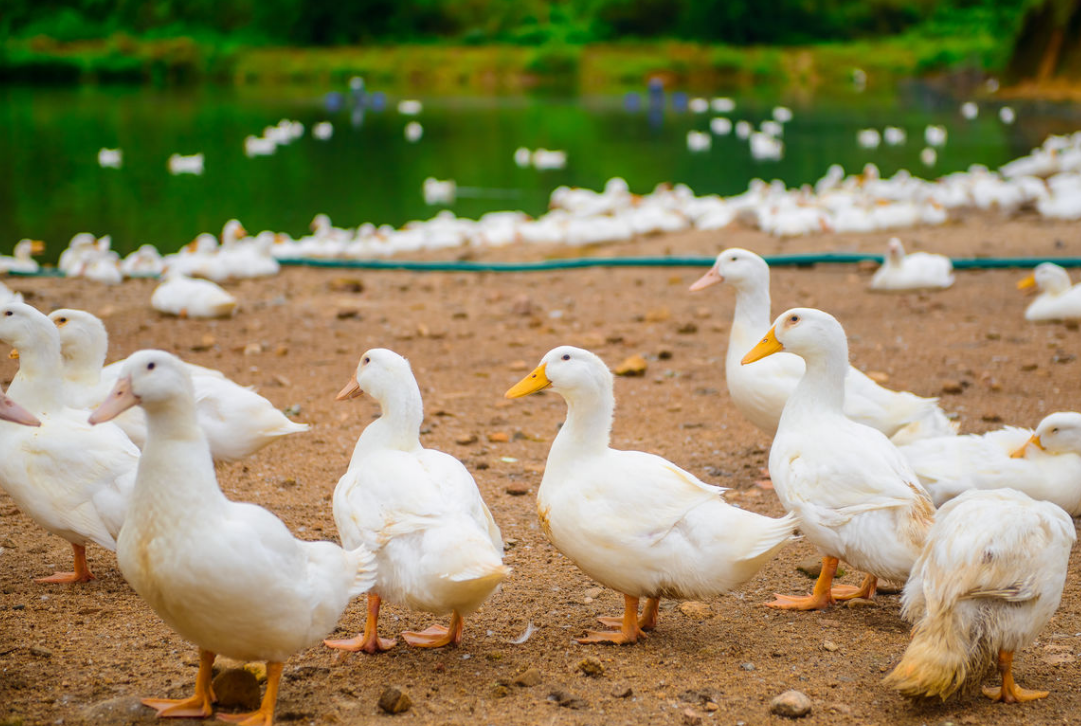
[688,267,723,292]
[1010,433,1044,459]
[1017,274,1037,291]
[8,349,18,360]
[505,363,551,398]
[741,327,784,365]
[29,240,46,255]
[336,373,363,401]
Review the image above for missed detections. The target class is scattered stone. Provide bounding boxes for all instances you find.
[822,640,839,652]
[826,702,852,715]
[243,343,263,356]
[585,587,602,599]
[1020,363,1038,372]
[335,308,360,320]
[487,432,509,443]
[770,690,812,718]
[213,669,261,710]
[456,433,479,446]
[866,371,889,384]
[79,696,150,725]
[658,349,674,360]
[644,307,670,322]
[577,657,604,677]
[328,277,364,293]
[676,322,698,334]
[704,701,719,712]
[845,598,876,609]
[611,686,633,698]
[941,380,964,395]
[683,708,702,725]
[614,355,648,376]
[981,413,1003,423]
[796,557,831,579]
[244,662,267,683]
[678,602,712,619]
[547,690,587,709]
[509,360,529,371]
[857,259,879,273]
[513,668,542,687]
[28,645,52,658]
[490,683,511,699]
[740,662,755,671]
[377,687,412,714]
[505,482,531,496]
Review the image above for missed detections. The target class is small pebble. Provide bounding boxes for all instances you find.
[823,640,838,652]
[212,669,260,710]
[770,689,812,718]
[505,482,531,496]
[678,601,712,619]
[614,355,648,377]
[456,433,479,445]
[514,667,542,687]
[941,380,963,394]
[611,686,633,698]
[377,686,412,714]
[29,645,52,658]
[683,708,702,726]
[487,432,509,443]
[577,657,604,677]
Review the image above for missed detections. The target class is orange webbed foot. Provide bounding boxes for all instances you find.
[576,627,644,645]
[141,695,215,719]
[35,570,95,584]
[765,592,835,610]
[323,633,397,654]
[982,684,1049,703]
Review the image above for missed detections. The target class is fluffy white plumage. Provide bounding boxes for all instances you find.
[870,237,954,291]
[885,489,1073,702]
[1019,262,1081,321]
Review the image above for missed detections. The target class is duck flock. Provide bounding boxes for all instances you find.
[1,227,1080,723]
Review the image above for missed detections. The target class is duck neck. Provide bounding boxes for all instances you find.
[728,280,773,356]
[62,344,105,389]
[8,331,64,413]
[784,343,849,421]
[138,393,221,502]
[550,387,613,462]
[354,383,423,455]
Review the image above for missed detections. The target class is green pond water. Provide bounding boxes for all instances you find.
[1,84,1078,263]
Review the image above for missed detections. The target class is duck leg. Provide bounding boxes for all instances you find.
[766,555,838,610]
[579,594,646,645]
[35,544,96,584]
[402,610,464,648]
[830,573,877,601]
[982,650,1049,703]
[142,648,217,718]
[597,596,660,631]
[324,594,397,653]
[217,661,282,726]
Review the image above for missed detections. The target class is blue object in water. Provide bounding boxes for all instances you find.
[671,92,689,112]
[325,91,344,113]
[368,91,387,111]
[623,92,641,112]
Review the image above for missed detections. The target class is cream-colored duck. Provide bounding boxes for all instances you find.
[506,346,798,643]
[50,308,308,461]
[151,267,238,319]
[900,412,1081,513]
[0,239,45,274]
[742,308,934,609]
[691,248,956,444]
[1018,262,1081,321]
[885,488,1073,703]
[325,349,506,652]
[0,302,139,582]
[89,350,375,725]
[869,237,954,291]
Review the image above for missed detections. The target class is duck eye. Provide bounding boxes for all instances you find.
[1052,428,1059,434]
[561,354,571,361]
[789,315,799,323]
[147,362,155,370]
[59,317,67,323]
[4,311,11,317]
[363,357,370,365]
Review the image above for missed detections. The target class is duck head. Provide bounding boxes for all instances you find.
[505,345,612,400]
[337,348,415,403]
[48,309,108,369]
[741,307,845,365]
[1018,262,1071,294]
[1011,412,1081,458]
[689,247,769,292]
[89,350,192,423]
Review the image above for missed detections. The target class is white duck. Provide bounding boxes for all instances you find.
[0,279,23,304]
[506,346,798,643]
[89,350,375,725]
[120,244,166,277]
[151,267,238,319]
[326,349,506,652]
[0,239,45,274]
[900,412,1081,513]
[690,248,956,443]
[51,308,308,461]
[869,237,954,291]
[1018,263,1081,321]
[742,308,935,609]
[884,489,1073,703]
[0,302,139,582]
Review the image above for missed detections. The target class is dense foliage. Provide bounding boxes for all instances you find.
[0,0,1042,47]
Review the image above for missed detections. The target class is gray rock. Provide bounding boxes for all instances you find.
[770,690,812,718]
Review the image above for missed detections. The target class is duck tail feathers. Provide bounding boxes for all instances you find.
[345,544,378,599]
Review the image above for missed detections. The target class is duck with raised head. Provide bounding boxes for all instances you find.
[0,302,139,583]
[690,248,955,444]
[884,488,1073,703]
[90,350,375,725]
[506,346,798,644]
[869,237,954,291]
[326,349,506,652]
[742,308,934,610]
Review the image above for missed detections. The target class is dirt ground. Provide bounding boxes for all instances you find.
[1,211,1080,726]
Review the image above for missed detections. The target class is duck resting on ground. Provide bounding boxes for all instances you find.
[325,349,506,652]
[89,350,376,726]
[506,345,798,643]
[884,488,1073,703]
[1018,262,1081,322]
[869,237,954,291]
[742,308,934,610]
